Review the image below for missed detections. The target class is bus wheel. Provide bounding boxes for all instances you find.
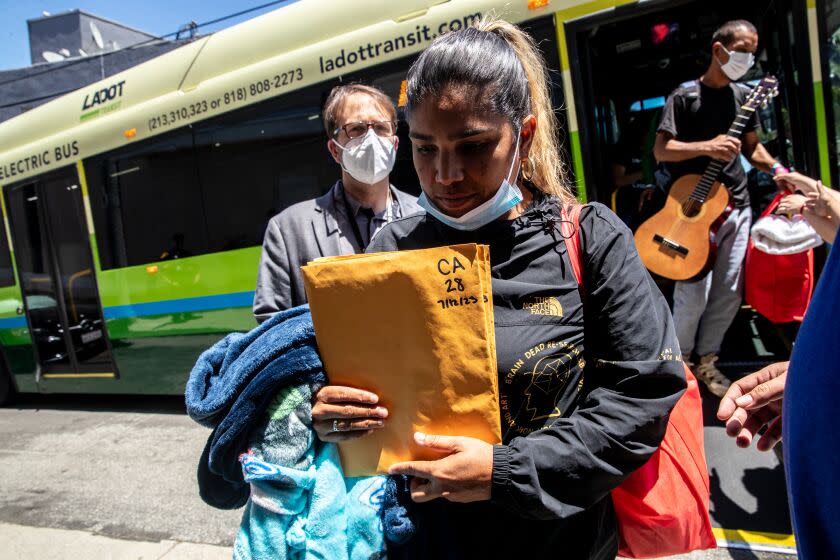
[0,365,15,406]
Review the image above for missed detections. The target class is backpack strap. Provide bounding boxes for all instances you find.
[560,204,584,286]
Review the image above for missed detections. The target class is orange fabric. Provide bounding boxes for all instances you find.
[302,244,501,477]
[745,193,814,323]
[562,205,715,558]
[612,366,716,558]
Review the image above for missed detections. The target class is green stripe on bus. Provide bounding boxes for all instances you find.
[814,81,832,185]
[98,246,261,308]
[569,130,588,203]
[80,109,101,122]
[105,306,255,339]
[0,283,28,347]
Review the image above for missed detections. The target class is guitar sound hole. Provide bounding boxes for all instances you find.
[681,199,701,218]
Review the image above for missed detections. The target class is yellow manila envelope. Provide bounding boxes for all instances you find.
[302,243,501,476]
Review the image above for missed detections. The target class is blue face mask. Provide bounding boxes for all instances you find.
[418,132,523,231]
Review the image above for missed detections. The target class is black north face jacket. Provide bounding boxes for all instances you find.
[368,192,686,560]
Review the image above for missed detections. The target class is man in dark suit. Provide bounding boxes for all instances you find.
[253,84,422,322]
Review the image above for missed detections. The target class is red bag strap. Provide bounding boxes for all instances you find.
[761,192,784,219]
[560,204,584,286]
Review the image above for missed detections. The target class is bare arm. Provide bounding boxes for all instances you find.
[654,131,741,163]
[742,131,776,175]
[803,188,840,244]
[803,212,838,244]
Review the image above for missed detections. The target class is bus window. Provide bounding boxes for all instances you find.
[86,130,209,269]
[569,0,814,209]
[337,15,569,196]
[85,14,568,271]
[193,80,339,253]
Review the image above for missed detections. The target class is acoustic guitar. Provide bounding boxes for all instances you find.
[634,76,779,281]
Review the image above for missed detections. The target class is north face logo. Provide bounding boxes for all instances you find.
[523,297,563,317]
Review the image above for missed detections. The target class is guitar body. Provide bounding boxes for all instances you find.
[634,174,730,280]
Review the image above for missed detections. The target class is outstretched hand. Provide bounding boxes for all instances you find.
[776,194,807,215]
[773,171,820,196]
[388,433,494,503]
[716,361,788,451]
[804,184,832,218]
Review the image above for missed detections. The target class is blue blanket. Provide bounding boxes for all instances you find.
[235,435,388,559]
[187,305,415,547]
[186,306,314,427]
[187,307,325,509]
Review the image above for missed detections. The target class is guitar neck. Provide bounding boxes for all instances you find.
[689,104,755,204]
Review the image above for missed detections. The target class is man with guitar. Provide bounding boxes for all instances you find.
[652,20,786,398]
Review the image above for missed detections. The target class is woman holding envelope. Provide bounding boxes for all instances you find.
[311,16,687,559]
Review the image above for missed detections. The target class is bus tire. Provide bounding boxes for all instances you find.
[0,364,15,406]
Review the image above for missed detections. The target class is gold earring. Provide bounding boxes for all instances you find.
[520,157,535,182]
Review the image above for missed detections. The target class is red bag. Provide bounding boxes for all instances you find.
[745,193,814,323]
[561,205,716,558]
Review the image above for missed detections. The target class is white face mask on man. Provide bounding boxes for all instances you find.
[333,128,397,185]
[717,46,755,81]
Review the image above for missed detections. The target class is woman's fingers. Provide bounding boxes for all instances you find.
[313,416,384,442]
[756,416,783,452]
[774,172,818,195]
[311,385,386,442]
[315,385,379,405]
[737,407,779,448]
[317,428,374,443]
[734,373,786,410]
[725,407,749,437]
[312,402,388,421]
[410,478,439,502]
[314,418,384,433]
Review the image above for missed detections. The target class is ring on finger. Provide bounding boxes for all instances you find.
[332,419,341,433]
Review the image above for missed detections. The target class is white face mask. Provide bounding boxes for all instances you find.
[418,131,524,231]
[333,128,397,185]
[717,47,755,81]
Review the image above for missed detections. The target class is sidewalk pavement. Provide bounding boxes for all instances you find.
[0,522,232,560]
[1,520,797,560]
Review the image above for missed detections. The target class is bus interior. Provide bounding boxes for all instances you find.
[567,0,818,369]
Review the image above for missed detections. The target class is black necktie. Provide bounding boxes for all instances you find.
[360,207,375,247]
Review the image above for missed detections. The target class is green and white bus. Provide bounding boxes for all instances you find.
[0,0,836,404]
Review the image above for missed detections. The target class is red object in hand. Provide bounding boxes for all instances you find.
[745,193,814,323]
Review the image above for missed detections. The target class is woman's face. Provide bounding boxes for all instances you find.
[408,85,534,218]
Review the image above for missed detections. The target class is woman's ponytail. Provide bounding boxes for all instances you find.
[473,17,574,203]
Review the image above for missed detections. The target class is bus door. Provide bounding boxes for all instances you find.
[564,0,815,367]
[565,0,816,214]
[5,165,116,380]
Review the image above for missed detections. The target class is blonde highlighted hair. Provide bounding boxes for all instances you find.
[405,15,573,203]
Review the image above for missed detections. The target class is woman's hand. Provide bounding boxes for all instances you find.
[716,361,787,451]
[773,171,820,196]
[388,432,494,503]
[312,386,388,442]
[804,184,832,218]
[775,194,807,215]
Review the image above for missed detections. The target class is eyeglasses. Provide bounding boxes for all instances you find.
[333,121,397,139]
